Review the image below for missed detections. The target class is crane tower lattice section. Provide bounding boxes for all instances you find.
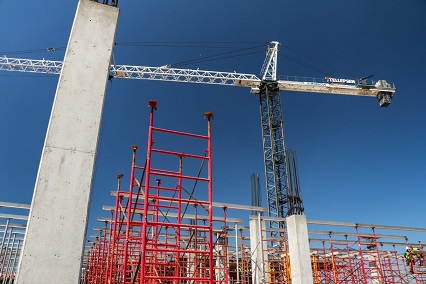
[258,42,304,226]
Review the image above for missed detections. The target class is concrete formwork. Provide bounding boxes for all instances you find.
[16,1,119,283]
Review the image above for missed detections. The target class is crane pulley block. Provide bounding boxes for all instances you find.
[377,92,393,107]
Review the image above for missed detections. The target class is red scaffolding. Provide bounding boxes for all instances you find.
[81,100,426,284]
[88,100,228,284]
[310,226,426,284]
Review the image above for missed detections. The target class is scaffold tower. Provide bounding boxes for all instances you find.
[87,100,238,284]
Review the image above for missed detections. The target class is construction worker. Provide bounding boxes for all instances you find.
[405,247,414,268]
[405,246,421,273]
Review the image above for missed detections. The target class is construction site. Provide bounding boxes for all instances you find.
[0,0,425,283]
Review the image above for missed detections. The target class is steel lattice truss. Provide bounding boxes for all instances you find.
[258,42,304,226]
[0,56,260,88]
[0,57,63,74]
[0,56,395,98]
[259,81,289,220]
[112,65,261,87]
[260,41,278,81]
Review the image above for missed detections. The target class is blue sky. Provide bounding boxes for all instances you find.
[0,0,425,243]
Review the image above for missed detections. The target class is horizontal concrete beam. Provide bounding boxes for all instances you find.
[0,213,28,221]
[110,192,266,212]
[250,215,286,222]
[255,216,426,233]
[308,230,407,240]
[252,217,426,232]
[101,206,242,223]
[212,201,266,212]
[308,237,419,248]
[308,219,426,232]
[227,225,250,231]
[0,202,31,210]
[0,223,27,229]
[0,229,26,235]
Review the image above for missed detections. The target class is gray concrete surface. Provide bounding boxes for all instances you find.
[287,215,314,284]
[15,1,119,283]
[249,215,268,284]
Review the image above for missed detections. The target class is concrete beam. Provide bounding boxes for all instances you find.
[0,213,28,221]
[308,237,421,248]
[111,192,267,212]
[308,230,407,240]
[101,205,243,223]
[0,230,26,235]
[16,1,119,283]
[0,202,31,210]
[0,223,27,229]
[308,219,426,232]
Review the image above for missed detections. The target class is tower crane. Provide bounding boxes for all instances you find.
[0,42,396,224]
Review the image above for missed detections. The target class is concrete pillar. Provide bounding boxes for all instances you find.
[16,1,119,283]
[286,215,313,284]
[249,215,268,284]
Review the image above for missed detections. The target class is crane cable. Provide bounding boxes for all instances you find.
[279,53,333,77]
[115,42,267,68]
[115,41,357,77]
[0,47,65,55]
[172,50,265,68]
[116,41,265,46]
[280,44,357,78]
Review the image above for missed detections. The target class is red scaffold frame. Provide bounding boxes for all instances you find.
[105,100,217,284]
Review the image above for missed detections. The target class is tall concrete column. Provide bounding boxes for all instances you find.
[16,1,119,283]
[249,215,268,284]
[286,215,313,284]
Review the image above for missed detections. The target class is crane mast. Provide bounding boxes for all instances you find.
[258,42,304,221]
[0,44,396,222]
